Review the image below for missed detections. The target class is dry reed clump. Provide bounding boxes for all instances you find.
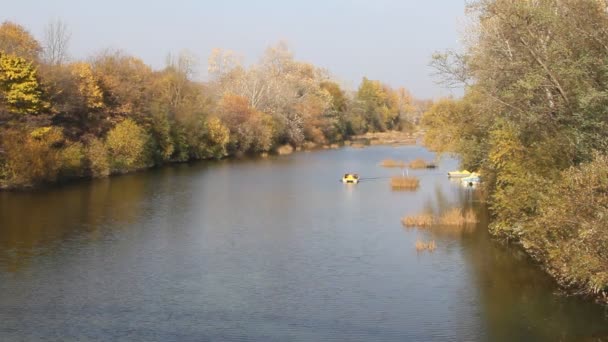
[408,158,428,169]
[415,239,436,252]
[401,214,434,228]
[438,208,479,226]
[381,159,406,168]
[391,176,420,190]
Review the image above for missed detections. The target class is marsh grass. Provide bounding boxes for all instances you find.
[408,158,428,169]
[415,239,436,252]
[401,214,434,228]
[390,176,420,190]
[402,208,478,234]
[438,208,478,226]
[381,159,406,168]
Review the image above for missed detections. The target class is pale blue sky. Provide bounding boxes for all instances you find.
[2,0,466,98]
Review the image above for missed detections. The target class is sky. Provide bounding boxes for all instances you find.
[2,0,466,98]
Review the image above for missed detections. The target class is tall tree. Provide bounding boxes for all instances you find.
[0,21,41,61]
[42,18,71,66]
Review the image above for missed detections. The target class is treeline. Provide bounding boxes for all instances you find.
[0,22,423,189]
[423,0,608,302]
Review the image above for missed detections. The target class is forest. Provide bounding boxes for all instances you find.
[0,21,422,189]
[423,0,608,302]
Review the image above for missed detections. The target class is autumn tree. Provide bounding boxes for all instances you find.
[0,21,41,61]
[425,0,608,300]
[0,53,43,115]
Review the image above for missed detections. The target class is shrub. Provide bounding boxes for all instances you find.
[86,137,109,178]
[59,142,84,179]
[0,127,64,186]
[105,119,150,173]
[525,154,608,300]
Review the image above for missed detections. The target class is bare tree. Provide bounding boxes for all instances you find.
[43,18,71,65]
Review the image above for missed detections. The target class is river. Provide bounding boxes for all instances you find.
[0,145,606,341]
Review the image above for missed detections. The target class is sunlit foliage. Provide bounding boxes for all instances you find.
[424,0,608,301]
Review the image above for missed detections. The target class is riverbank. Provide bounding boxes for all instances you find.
[0,129,422,191]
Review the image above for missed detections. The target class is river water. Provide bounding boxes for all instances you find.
[0,145,606,341]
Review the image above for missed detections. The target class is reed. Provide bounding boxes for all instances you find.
[408,158,428,169]
[401,214,434,228]
[380,159,406,168]
[390,176,420,190]
[415,239,437,252]
[438,208,478,226]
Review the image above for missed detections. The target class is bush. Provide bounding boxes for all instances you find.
[0,127,64,186]
[59,142,85,179]
[524,154,608,300]
[106,119,150,173]
[86,137,109,178]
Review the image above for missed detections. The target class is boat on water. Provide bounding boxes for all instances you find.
[448,170,472,178]
[341,173,359,184]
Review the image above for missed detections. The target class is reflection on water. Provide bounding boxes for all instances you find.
[0,146,606,341]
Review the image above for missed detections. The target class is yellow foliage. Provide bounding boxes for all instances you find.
[106,119,150,172]
[205,116,230,154]
[69,62,103,109]
[86,138,110,178]
[0,52,42,114]
[59,142,85,178]
[0,127,64,186]
[0,21,41,60]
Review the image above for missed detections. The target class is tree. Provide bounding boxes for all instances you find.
[208,48,241,80]
[0,21,41,61]
[0,52,43,114]
[92,50,153,121]
[42,18,71,65]
[355,77,399,131]
[425,0,608,301]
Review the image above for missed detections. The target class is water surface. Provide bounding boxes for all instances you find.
[1,146,606,341]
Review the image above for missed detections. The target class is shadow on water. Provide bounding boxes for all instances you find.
[417,185,608,341]
[0,162,214,272]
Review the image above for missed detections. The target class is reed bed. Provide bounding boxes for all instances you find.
[438,208,479,226]
[415,239,436,252]
[408,158,428,169]
[390,176,420,190]
[380,159,406,168]
[401,214,434,228]
[401,208,479,234]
